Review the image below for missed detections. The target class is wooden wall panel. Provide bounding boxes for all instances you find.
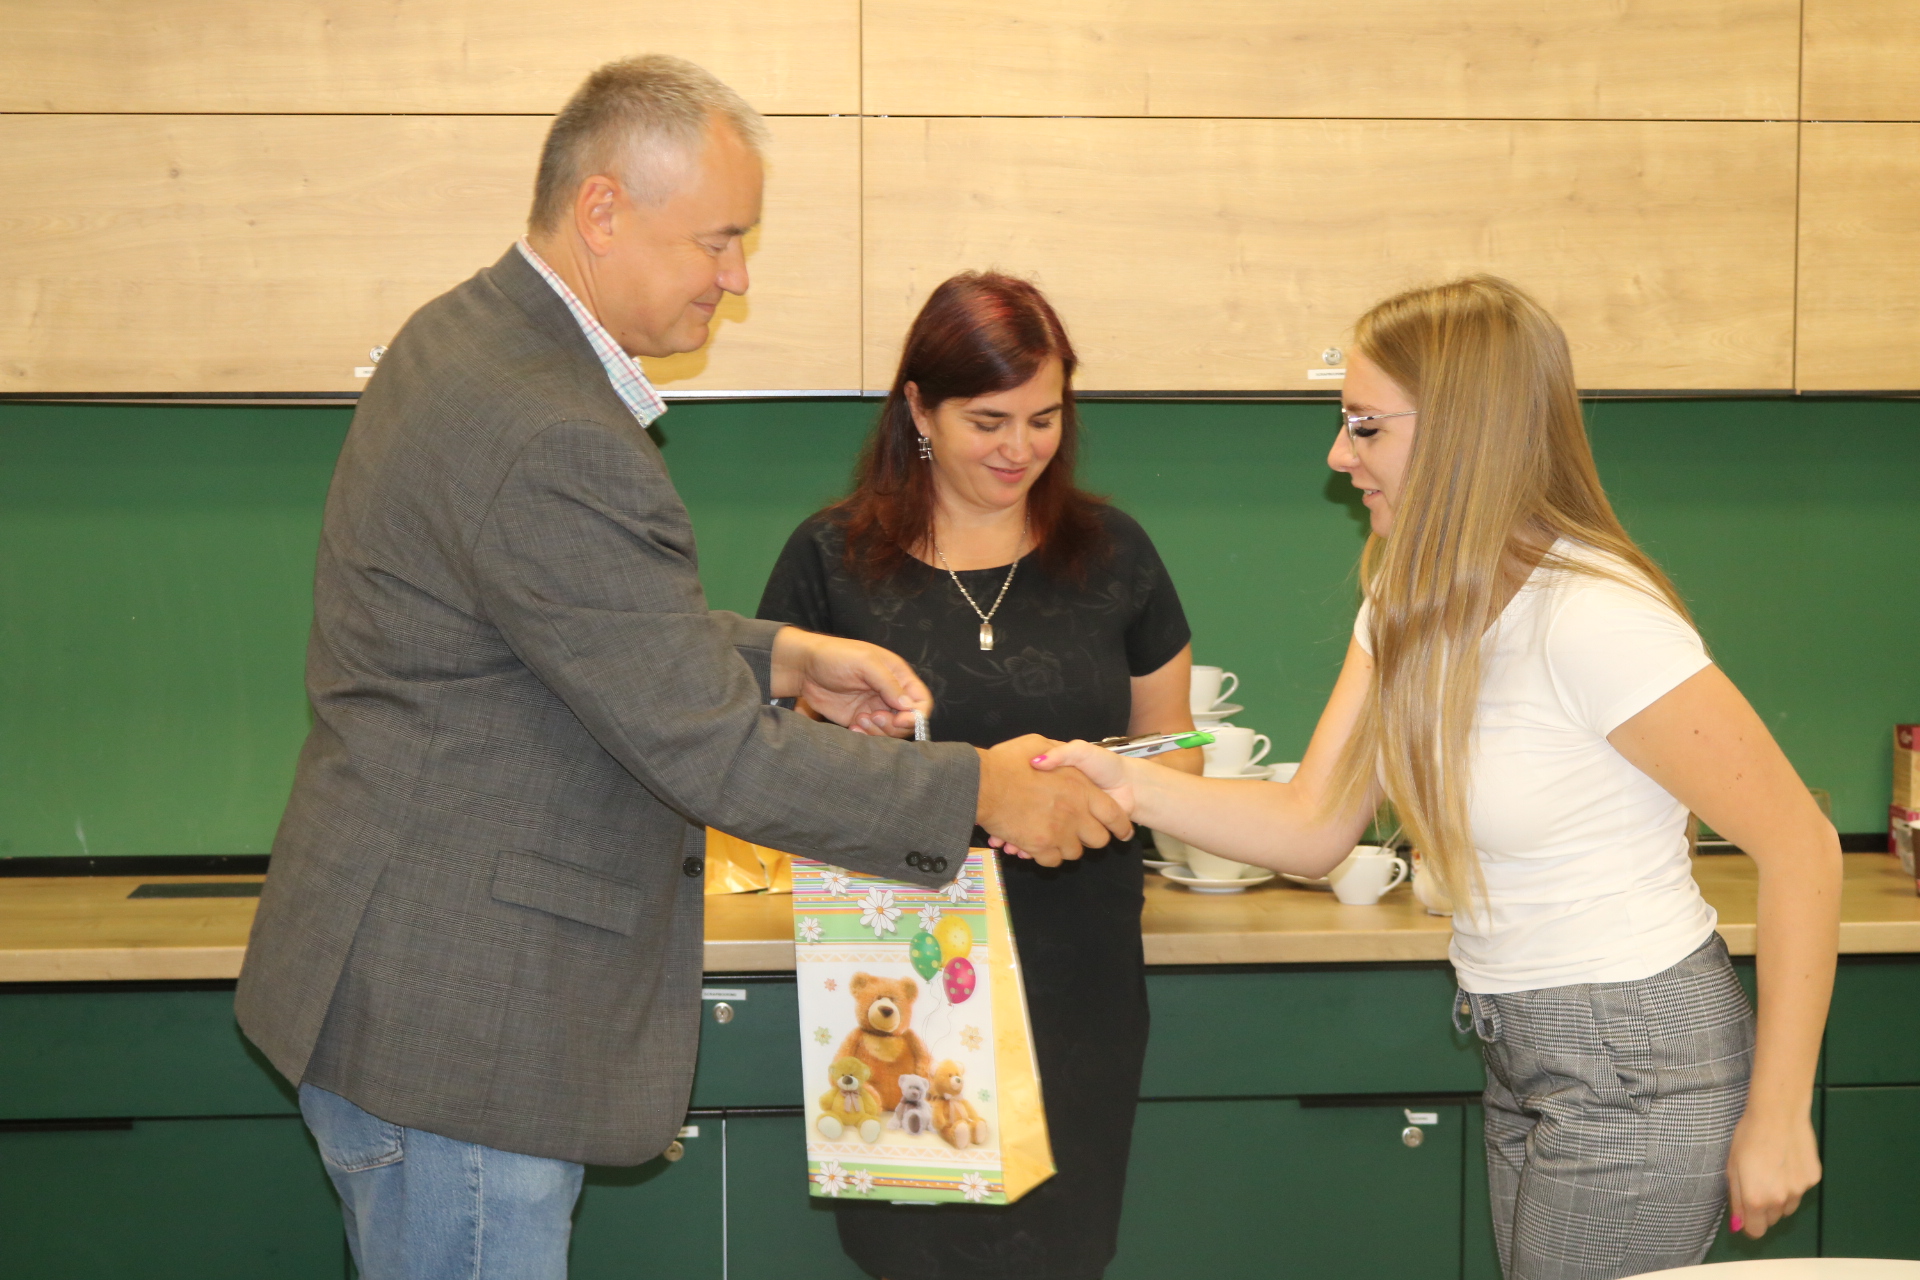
[0,0,857,114]
[1803,0,1920,121]
[1797,124,1920,391]
[862,0,1799,120]
[862,118,1797,392]
[0,115,860,394]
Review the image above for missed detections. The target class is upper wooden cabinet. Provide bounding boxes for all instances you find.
[1797,124,1920,391]
[0,115,860,394]
[1804,0,1920,121]
[862,0,1800,120]
[0,0,858,115]
[862,118,1798,392]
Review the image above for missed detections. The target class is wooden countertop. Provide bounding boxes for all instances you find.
[2,853,1915,982]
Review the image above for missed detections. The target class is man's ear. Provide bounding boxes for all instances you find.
[573,174,622,255]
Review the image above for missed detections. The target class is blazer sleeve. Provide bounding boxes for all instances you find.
[467,418,975,885]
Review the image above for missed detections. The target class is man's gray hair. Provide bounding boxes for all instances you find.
[529,55,767,233]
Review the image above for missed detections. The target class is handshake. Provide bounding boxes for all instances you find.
[772,628,1134,868]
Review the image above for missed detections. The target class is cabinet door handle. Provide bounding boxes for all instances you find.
[712,1002,735,1024]
[1401,1126,1425,1148]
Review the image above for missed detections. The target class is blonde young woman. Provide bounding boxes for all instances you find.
[1023,277,1840,1279]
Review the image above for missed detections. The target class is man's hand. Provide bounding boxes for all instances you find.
[976,735,1134,867]
[770,627,930,738]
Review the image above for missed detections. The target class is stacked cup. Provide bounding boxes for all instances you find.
[1174,663,1277,881]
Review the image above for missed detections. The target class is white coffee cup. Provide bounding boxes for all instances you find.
[1150,829,1187,862]
[1410,851,1454,916]
[1202,725,1271,775]
[1184,844,1258,881]
[1190,665,1239,713]
[1328,845,1409,905]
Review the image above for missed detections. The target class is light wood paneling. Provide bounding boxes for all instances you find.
[862,118,1797,392]
[863,0,1799,120]
[0,115,859,394]
[1797,123,1920,391]
[0,0,857,114]
[1804,0,1920,121]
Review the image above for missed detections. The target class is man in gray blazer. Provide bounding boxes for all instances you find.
[235,55,1127,1279]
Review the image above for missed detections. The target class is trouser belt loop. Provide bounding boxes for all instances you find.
[1453,988,1501,1042]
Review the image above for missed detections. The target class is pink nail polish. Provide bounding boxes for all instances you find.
[1729,1215,1743,1233]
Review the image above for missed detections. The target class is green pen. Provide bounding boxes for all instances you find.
[1098,730,1215,758]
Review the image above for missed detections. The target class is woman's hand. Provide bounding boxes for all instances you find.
[1727,1105,1821,1237]
[988,741,1137,859]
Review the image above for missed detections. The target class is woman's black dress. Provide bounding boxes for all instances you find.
[757,506,1191,1280]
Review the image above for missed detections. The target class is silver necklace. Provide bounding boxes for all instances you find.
[933,536,1023,651]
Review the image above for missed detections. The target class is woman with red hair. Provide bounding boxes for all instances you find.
[759,272,1200,1279]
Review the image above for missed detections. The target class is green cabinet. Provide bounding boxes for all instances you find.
[572,1122,726,1278]
[1111,1099,1464,1280]
[721,1114,865,1280]
[0,1116,345,1280]
[1826,960,1920,1087]
[1822,1085,1920,1259]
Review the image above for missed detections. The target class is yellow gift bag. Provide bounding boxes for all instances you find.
[704,829,793,895]
[791,849,1053,1204]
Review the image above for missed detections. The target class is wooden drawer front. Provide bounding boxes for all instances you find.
[1824,957,1920,1085]
[1796,123,1920,392]
[1141,965,1484,1098]
[689,976,805,1110]
[0,0,858,115]
[0,114,859,395]
[863,0,1799,121]
[0,986,295,1120]
[862,117,1797,393]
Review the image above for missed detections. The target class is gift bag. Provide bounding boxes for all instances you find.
[791,849,1053,1205]
[705,828,794,895]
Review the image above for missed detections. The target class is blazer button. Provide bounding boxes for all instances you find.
[905,852,925,869]
[683,857,704,878]
[932,856,948,873]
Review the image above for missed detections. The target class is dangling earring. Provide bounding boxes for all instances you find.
[917,434,933,462]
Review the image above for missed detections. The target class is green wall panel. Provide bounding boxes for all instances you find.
[1,395,1915,857]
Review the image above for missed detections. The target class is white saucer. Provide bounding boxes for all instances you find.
[1203,765,1275,782]
[1143,858,1184,870]
[1280,872,1333,890]
[1160,864,1276,894]
[1191,702,1244,725]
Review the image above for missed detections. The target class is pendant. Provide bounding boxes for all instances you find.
[979,622,995,651]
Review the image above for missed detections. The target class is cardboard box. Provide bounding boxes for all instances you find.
[1892,804,1919,880]
[1896,725,1920,811]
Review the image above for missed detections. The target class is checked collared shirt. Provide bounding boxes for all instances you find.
[515,238,667,429]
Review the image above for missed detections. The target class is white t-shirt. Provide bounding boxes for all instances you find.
[1354,541,1717,993]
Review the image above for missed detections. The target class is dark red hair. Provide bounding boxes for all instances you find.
[830,271,1107,583]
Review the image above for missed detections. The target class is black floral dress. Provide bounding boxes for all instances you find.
[758,505,1191,1280]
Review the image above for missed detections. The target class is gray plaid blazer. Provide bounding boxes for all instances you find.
[235,247,977,1165]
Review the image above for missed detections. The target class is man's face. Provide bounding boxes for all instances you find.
[596,124,763,358]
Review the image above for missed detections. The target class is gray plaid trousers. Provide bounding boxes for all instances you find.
[1458,935,1755,1280]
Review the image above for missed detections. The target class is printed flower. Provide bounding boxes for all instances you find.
[961,1026,984,1052]
[814,1160,849,1197]
[819,870,851,898]
[1002,648,1065,698]
[942,872,974,904]
[823,977,838,992]
[959,1172,991,1203]
[797,917,822,943]
[850,1168,876,1195]
[916,902,943,930]
[813,1026,832,1046]
[858,887,901,937]
[977,1088,992,1103]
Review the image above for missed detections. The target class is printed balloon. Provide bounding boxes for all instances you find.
[909,930,945,981]
[932,915,973,965]
[943,955,977,1004]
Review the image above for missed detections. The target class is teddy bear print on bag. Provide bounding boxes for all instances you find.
[889,1074,936,1136]
[817,1056,885,1144]
[836,973,934,1112]
[930,1059,990,1150]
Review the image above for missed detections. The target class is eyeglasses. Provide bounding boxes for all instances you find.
[1338,408,1416,452]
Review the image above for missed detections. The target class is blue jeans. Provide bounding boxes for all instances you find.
[298,1084,585,1280]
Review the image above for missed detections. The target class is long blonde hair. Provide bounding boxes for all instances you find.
[1329,276,1690,915]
